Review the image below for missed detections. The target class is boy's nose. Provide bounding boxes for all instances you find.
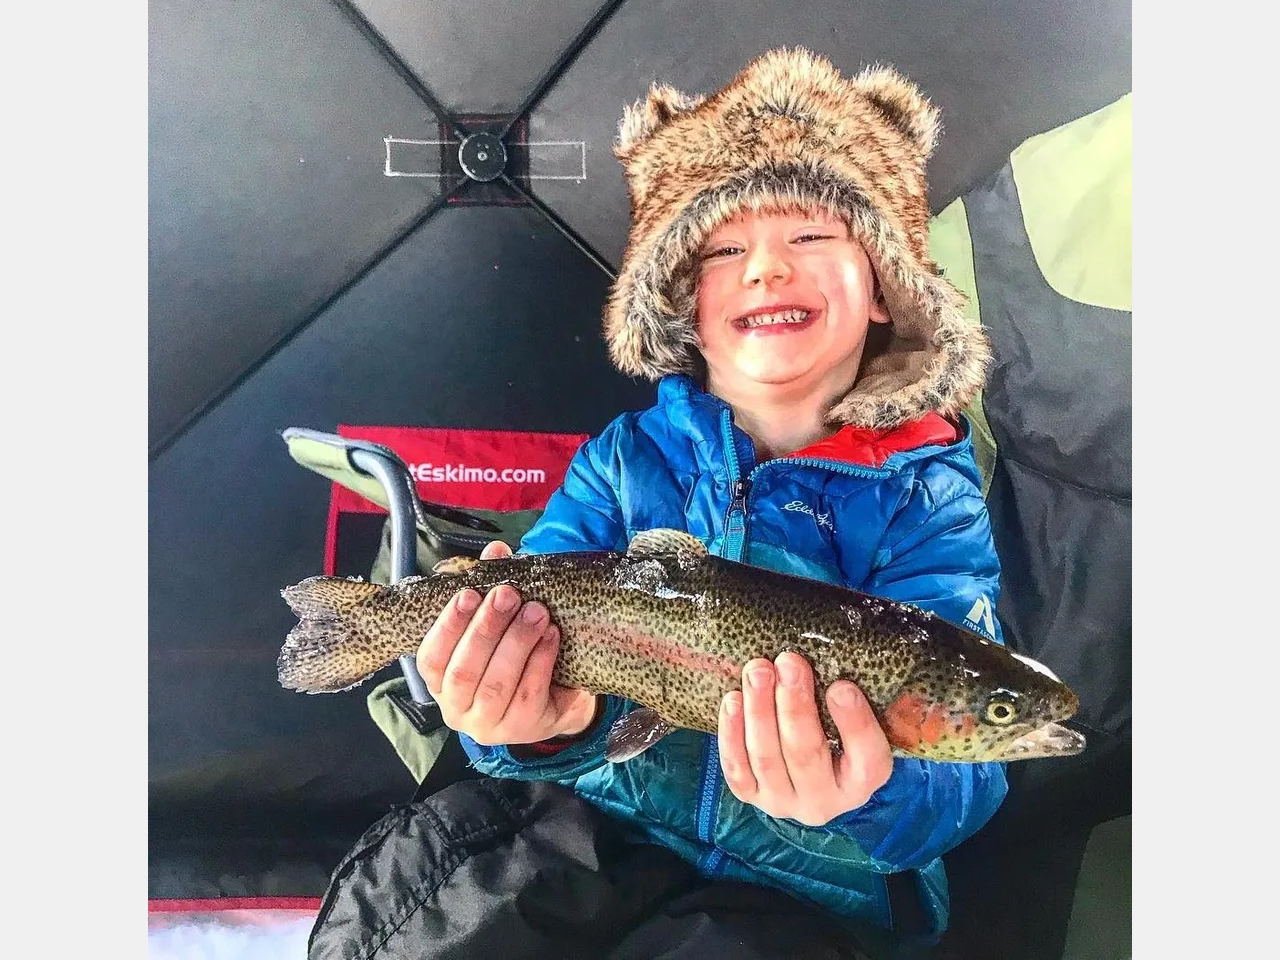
[742,246,792,287]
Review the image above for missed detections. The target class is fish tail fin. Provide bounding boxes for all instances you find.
[278,576,395,693]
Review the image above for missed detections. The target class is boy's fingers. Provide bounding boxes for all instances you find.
[418,589,481,694]
[423,542,510,699]
[773,653,836,792]
[466,601,550,726]
[718,691,757,799]
[499,625,560,734]
[742,660,791,795]
[442,585,522,712]
[827,682,893,801]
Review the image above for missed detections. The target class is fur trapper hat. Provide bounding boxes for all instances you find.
[604,47,990,429]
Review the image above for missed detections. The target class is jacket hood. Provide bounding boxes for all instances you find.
[604,47,991,430]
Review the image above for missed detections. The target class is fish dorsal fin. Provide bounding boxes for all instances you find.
[626,528,708,559]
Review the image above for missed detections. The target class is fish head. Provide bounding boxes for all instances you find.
[879,646,1085,762]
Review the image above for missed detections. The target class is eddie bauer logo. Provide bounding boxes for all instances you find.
[782,499,834,531]
[963,595,997,638]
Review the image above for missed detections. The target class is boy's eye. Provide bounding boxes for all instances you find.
[795,233,834,243]
[701,245,741,260]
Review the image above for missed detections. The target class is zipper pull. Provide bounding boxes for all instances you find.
[723,478,752,561]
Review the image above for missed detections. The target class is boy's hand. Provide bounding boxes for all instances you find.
[417,540,599,747]
[718,652,893,827]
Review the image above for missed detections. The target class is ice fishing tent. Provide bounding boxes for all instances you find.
[148,1,1131,956]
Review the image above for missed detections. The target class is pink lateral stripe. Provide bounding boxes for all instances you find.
[148,897,322,913]
[596,624,740,681]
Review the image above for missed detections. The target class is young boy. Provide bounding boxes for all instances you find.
[416,48,1008,940]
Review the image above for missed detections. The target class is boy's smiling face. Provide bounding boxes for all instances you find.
[694,208,889,404]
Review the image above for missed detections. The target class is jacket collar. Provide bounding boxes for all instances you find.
[655,375,960,471]
[786,415,958,468]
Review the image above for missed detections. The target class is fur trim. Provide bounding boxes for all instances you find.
[605,47,990,428]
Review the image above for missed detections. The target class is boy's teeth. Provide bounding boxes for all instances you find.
[741,309,811,327]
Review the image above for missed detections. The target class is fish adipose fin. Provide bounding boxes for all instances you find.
[278,576,389,694]
[626,528,708,559]
[605,706,676,762]
[433,555,481,575]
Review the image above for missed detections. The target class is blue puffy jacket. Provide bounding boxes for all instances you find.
[460,375,1009,937]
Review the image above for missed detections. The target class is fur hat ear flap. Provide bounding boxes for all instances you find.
[616,84,706,157]
[852,65,941,158]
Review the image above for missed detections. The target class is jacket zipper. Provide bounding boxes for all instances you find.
[697,419,888,867]
[778,455,887,481]
[696,413,754,866]
[718,408,751,562]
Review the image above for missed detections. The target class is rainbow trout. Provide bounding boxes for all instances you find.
[278,528,1084,763]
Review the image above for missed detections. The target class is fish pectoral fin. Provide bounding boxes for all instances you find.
[432,555,481,575]
[605,706,676,763]
[626,528,708,560]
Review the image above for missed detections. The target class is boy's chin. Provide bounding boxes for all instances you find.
[734,352,816,383]
[733,364,816,390]
[707,353,839,395]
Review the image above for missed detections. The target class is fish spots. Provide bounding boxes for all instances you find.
[952,713,978,740]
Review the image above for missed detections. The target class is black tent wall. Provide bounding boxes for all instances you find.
[148,0,1131,952]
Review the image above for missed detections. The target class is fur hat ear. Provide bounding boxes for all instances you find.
[852,65,941,158]
[616,83,706,157]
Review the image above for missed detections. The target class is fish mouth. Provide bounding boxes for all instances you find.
[998,722,1087,760]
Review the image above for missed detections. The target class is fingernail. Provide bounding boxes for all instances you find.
[748,664,771,689]
[831,683,859,707]
[456,590,480,614]
[492,587,518,613]
[521,602,547,625]
[723,695,740,717]
[775,655,801,687]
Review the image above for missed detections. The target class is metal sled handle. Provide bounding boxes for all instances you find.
[349,446,434,704]
[280,427,435,704]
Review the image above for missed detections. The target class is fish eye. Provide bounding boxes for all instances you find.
[985,697,1018,725]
